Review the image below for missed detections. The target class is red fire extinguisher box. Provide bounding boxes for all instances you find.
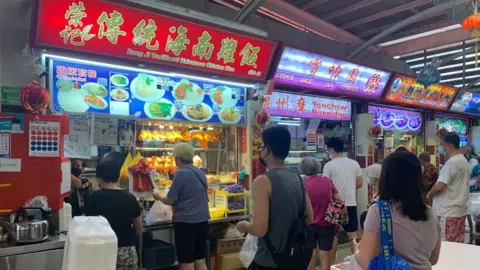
[0,113,70,214]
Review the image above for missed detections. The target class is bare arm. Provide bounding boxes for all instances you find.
[133,216,143,235]
[333,192,341,201]
[356,231,380,268]
[427,182,447,201]
[244,175,271,237]
[305,193,313,225]
[356,175,363,189]
[430,239,441,265]
[71,175,83,189]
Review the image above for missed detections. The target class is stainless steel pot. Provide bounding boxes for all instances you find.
[11,219,49,243]
[6,208,50,244]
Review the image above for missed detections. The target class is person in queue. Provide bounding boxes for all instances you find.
[323,137,362,256]
[359,163,382,231]
[84,161,143,270]
[418,152,438,195]
[427,132,470,243]
[69,159,91,217]
[300,157,340,270]
[463,144,479,168]
[350,151,441,270]
[153,143,210,270]
[236,126,314,270]
[460,146,480,191]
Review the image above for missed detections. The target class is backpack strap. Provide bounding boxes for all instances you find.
[376,200,394,260]
[263,174,306,254]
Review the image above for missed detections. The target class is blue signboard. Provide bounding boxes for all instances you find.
[49,58,246,125]
[450,91,480,115]
[416,64,441,88]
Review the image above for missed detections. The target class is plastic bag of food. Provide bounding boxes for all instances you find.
[24,195,49,208]
[239,234,257,267]
[223,224,243,239]
[145,188,172,225]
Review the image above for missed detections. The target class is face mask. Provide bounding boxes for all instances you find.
[260,148,270,168]
[366,177,373,185]
[71,167,82,177]
[439,146,445,155]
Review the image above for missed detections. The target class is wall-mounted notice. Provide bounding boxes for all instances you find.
[29,121,60,157]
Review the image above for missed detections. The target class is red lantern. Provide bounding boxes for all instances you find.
[255,111,270,129]
[462,13,480,67]
[369,125,382,137]
[20,81,50,114]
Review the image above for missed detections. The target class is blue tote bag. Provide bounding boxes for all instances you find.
[368,201,412,270]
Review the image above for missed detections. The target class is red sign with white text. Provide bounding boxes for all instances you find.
[32,0,277,81]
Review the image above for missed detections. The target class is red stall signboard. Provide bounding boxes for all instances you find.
[32,0,277,80]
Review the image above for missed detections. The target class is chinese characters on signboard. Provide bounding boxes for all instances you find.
[385,74,457,110]
[368,106,423,132]
[264,92,351,121]
[450,91,480,115]
[34,0,276,80]
[274,47,391,99]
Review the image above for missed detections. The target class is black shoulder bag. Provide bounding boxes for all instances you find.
[263,175,315,270]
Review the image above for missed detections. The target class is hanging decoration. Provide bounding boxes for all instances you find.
[255,111,270,129]
[20,81,50,117]
[462,1,480,67]
[369,125,383,137]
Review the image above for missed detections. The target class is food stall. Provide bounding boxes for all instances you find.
[367,105,424,162]
[0,0,278,269]
[381,73,458,166]
[264,91,352,174]
[271,45,392,169]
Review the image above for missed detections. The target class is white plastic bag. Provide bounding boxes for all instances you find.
[239,234,257,268]
[224,224,243,239]
[24,195,49,208]
[145,188,172,225]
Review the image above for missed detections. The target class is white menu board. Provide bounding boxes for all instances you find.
[29,121,60,157]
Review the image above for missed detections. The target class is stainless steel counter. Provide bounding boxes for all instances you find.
[0,234,66,257]
[0,235,66,270]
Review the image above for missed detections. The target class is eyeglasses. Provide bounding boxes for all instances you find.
[258,146,266,152]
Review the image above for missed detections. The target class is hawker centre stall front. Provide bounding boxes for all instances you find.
[270,45,392,169]
[381,73,459,168]
[12,0,278,268]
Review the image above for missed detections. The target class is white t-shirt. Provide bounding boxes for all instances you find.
[433,154,470,217]
[322,157,362,206]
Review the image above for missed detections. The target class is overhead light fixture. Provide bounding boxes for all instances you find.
[378,24,462,47]
[278,121,301,126]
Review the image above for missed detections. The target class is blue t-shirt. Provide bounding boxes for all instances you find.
[167,165,210,223]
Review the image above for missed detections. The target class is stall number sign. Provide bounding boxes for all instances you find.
[33,0,276,80]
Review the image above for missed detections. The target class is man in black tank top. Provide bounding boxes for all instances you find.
[236,126,314,269]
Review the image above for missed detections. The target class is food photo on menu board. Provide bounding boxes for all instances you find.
[49,57,246,125]
[368,106,422,132]
[384,74,457,110]
[450,91,480,115]
[436,116,467,136]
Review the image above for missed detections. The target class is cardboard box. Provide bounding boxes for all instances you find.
[215,237,245,255]
[216,252,243,270]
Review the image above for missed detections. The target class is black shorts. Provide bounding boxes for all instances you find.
[341,206,359,233]
[173,221,208,263]
[310,224,335,251]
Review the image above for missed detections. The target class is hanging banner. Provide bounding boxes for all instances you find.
[416,64,441,88]
[32,0,277,80]
[274,47,391,99]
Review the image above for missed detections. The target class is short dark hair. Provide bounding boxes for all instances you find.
[326,137,344,153]
[441,132,460,149]
[379,151,427,221]
[96,160,121,183]
[262,126,291,160]
[395,146,408,152]
[418,152,431,163]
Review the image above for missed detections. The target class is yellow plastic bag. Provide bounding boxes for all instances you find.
[120,153,132,179]
[130,152,142,166]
